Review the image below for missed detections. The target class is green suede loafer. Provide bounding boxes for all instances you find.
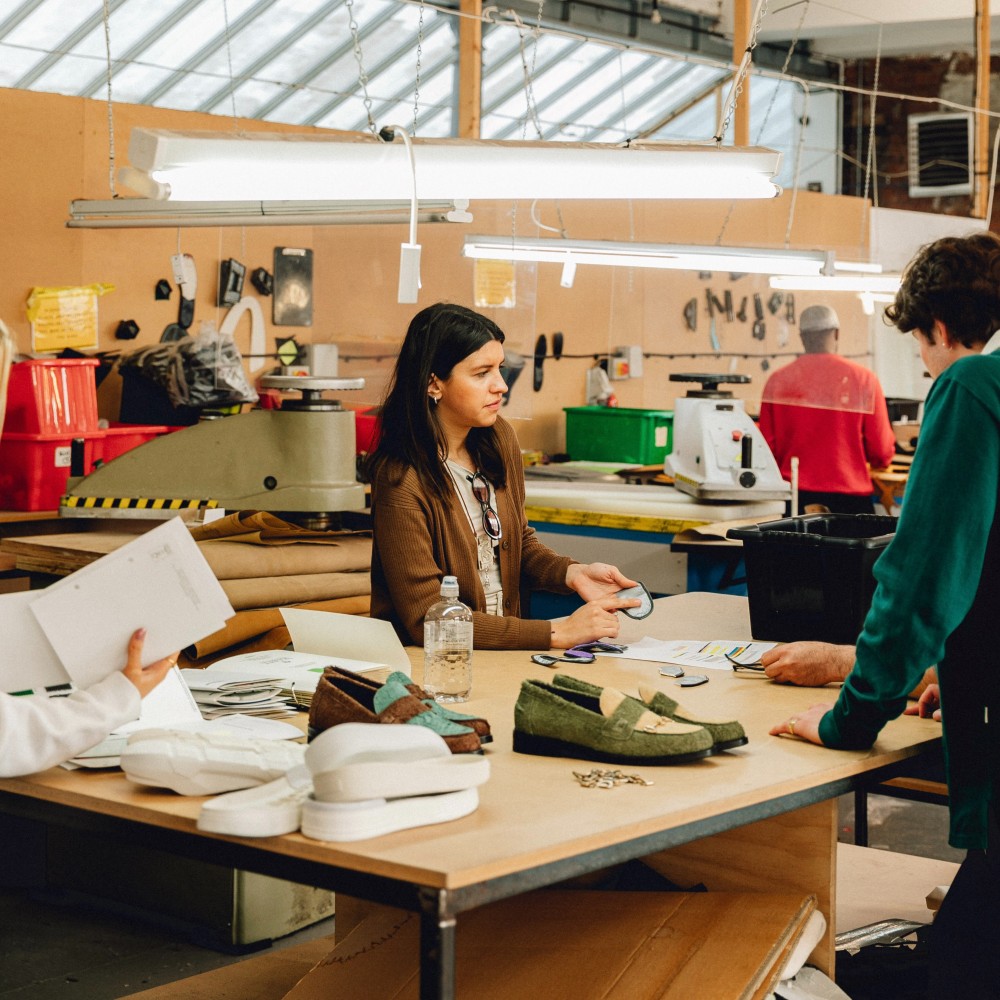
[513,679,713,765]
[637,682,748,751]
[551,674,748,753]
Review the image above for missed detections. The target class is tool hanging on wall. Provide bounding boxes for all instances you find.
[533,334,547,390]
[736,297,748,323]
[683,298,698,332]
[767,291,784,315]
[723,290,734,323]
[752,293,766,340]
[785,293,796,326]
[161,253,197,342]
[705,290,721,352]
[217,258,246,307]
[552,332,564,360]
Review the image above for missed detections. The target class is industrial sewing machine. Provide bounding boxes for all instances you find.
[665,373,789,502]
[60,376,367,529]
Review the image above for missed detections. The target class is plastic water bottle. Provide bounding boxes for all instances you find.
[423,575,473,703]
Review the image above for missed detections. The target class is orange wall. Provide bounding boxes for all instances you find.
[0,87,874,454]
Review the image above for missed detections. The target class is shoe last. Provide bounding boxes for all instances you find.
[512,679,713,765]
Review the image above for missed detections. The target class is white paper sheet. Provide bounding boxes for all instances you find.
[617,638,778,671]
[0,590,71,693]
[281,608,411,671]
[29,518,235,688]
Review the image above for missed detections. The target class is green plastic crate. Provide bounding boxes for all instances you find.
[564,406,674,465]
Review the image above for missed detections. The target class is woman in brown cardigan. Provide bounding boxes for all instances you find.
[366,303,639,650]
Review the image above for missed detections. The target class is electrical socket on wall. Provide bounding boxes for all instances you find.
[611,346,643,380]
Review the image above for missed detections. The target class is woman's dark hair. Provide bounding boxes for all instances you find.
[365,302,506,498]
[885,231,1000,347]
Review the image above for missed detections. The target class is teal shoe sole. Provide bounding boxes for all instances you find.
[512,729,714,766]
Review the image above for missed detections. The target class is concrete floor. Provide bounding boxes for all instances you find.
[0,793,961,1000]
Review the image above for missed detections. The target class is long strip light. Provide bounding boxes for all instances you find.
[769,274,902,292]
[117,128,785,203]
[463,235,834,277]
[66,198,471,229]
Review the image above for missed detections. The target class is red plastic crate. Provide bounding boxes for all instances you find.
[0,432,102,510]
[3,359,100,435]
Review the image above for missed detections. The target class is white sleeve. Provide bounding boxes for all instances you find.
[0,673,141,778]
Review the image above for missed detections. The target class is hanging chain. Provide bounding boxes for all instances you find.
[222,0,239,128]
[345,0,378,135]
[101,0,116,197]
[412,0,425,135]
[515,1,546,141]
[714,0,769,145]
[859,25,883,252]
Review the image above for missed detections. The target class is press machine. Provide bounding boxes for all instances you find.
[60,376,367,529]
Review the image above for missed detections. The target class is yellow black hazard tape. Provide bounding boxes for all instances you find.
[62,496,219,511]
[524,505,710,535]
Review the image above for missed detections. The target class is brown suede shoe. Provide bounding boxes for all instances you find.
[316,665,493,744]
[308,668,482,755]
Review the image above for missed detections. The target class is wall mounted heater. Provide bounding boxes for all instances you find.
[907,112,973,198]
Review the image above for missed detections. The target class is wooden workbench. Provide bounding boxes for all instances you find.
[0,593,942,998]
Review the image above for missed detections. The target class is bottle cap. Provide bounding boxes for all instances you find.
[441,574,459,596]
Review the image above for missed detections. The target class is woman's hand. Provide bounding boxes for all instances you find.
[761,642,855,687]
[550,597,633,649]
[122,628,178,699]
[565,563,638,603]
[768,703,832,745]
[904,683,942,721]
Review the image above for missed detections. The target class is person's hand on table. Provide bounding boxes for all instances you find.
[760,642,855,686]
[904,683,942,721]
[550,597,634,649]
[769,703,832,745]
[565,562,637,603]
[122,628,179,699]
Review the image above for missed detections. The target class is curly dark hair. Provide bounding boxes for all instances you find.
[884,231,1000,347]
[365,303,507,500]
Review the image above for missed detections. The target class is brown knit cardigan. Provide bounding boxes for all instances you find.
[369,417,575,649]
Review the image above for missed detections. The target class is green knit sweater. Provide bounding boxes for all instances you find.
[369,417,575,650]
[819,354,1000,849]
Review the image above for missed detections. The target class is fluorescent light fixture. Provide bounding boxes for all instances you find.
[858,291,897,315]
[118,128,784,203]
[463,235,834,276]
[66,198,471,229]
[769,274,902,292]
[834,260,884,274]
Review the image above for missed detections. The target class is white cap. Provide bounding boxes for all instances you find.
[799,304,840,333]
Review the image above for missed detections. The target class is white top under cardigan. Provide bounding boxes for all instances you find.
[0,672,140,778]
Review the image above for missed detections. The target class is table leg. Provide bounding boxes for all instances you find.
[419,888,457,1000]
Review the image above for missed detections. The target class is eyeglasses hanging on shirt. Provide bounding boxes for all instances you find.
[468,472,502,541]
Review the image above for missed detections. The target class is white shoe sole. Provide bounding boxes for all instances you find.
[300,787,479,842]
[197,766,312,838]
[122,728,306,796]
[305,723,489,802]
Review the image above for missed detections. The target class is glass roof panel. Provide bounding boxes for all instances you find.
[0,0,833,190]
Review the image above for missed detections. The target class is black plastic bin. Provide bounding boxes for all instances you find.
[727,513,898,643]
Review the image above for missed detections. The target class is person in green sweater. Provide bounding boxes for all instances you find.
[769,231,1000,997]
[366,302,640,650]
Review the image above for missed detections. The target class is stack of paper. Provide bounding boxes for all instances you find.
[181,669,297,720]
[206,608,413,708]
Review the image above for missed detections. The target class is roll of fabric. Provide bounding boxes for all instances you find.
[197,537,372,580]
[185,594,371,660]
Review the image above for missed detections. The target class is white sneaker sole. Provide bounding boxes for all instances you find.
[197,766,312,838]
[122,728,306,796]
[300,787,479,842]
[305,723,489,802]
